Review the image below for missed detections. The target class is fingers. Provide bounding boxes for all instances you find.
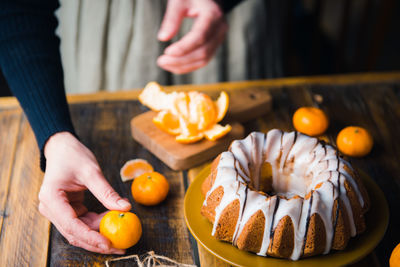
[83,169,131,211]
[163,12,225,57]
[38,191,125,254]
[80,211,108,230]
[158,0,187,41]
[158,21,227,74]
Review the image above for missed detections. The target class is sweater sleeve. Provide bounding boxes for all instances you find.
[0,0,76,172]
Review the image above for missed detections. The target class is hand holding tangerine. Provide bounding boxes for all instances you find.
[131,171,169,206]
[336,126,373,157]
[293,107,329,136]
[99,211,142,250]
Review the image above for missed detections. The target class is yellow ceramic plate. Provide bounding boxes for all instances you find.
[184,165,389,267]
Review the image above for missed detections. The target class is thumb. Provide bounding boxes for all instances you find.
[85,170,131,211]
[158,0,187,41]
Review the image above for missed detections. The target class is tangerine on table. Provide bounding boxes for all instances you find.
[99,211,142,249]
[336,126,373,157]
[292,107,329,136]
[131,171,169,206]
[390,243,400,267]
[120,159,154,182]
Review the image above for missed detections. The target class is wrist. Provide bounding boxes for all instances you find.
[44,131,76,159]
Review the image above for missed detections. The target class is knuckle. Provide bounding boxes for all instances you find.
[103,187,118,200]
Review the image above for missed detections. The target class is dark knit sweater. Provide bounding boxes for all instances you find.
[0,0,243,172]
[0,0,75,171]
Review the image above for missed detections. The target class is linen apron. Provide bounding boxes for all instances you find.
[56,0,285,94]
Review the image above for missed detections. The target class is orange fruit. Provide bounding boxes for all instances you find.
[138,82,171,111]
[390,243,400,267]
[153,110,181,135]
[215,91,229,122]
[120,159,154,182]
[188,91,217,131]
[99,211,142,249]
[293,107,329,136]
[204,124,232,141]
[131,171,169,206]
[336,126,373,157]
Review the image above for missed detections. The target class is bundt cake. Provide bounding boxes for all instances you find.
[201,130,369,260]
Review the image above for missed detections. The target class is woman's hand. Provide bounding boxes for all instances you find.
[157,0,228,74]
[38,132,131,254]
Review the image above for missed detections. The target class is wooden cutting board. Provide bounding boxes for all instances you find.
[131,87,271,170]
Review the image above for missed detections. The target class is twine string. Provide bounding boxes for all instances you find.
[105,251,197,267]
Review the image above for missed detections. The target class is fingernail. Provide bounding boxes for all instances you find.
[117,199,131,209]
[158,31,168,40]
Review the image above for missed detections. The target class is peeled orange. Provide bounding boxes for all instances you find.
[139,82,231,143]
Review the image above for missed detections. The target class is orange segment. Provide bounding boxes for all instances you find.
[120,159,154,182]
[203,123,232,141]
[215,91,229,122]
[152,110,181,135]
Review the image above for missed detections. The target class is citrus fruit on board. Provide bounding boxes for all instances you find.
[99,211,142,249]
[131,171,169,206]
[293,107,329,136]
[336,126,373,157]
[120,159,154,182]
[390,243,400,267]
[138,82,231,143]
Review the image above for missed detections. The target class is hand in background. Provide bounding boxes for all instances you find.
[38,132,131,254]
[157,0,228,74]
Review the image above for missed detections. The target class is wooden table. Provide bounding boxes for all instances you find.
[1,72,400,266]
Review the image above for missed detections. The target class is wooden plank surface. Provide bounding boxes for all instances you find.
[1,72,400,266]
[0,115,50,266]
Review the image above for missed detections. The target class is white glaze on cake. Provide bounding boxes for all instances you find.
[202,130,367,260]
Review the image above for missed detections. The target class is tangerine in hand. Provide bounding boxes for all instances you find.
[131,171,169,206]
[293,107,329,136]
[99,211,142,249]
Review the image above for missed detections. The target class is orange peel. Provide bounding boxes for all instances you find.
[204,124,232,141]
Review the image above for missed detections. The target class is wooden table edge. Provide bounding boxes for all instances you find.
[1,71,400,109]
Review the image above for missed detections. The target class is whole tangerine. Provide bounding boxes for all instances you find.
[99,211,142,249]
[131,171,169,206]
[292,107,329,136]
[390,243,400,267]
[336,126,373,157]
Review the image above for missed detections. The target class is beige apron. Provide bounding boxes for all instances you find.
[56,0,282,94]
